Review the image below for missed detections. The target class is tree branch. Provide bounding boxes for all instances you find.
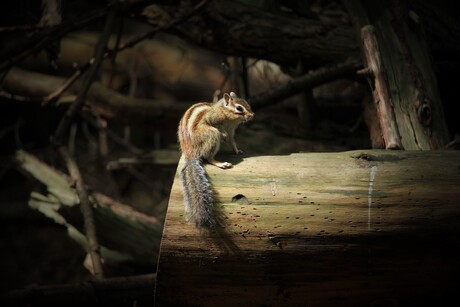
[55,146,105,279]
[116,0,211,55]
[2,67,190,124]
[53,7,117,143]
[80,112,143,154]
[0,4,111,72]
[1,0,212,110]
[0,64,82,106]
[3,60,363,124]
[359,25,402,150]
[249,60,362,109]
[52,4,118,279]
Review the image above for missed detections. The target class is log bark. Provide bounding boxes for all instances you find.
[156,150,460,306]
[359,25,403,149]
[362,92,385,149]
[2,67,190,126]
[343,0,450,149]
[165,0,360,67]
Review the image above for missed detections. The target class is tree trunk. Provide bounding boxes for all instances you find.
[156,151,460,306]
[343,0,450,149]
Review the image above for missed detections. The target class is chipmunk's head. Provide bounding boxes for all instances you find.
[223,92,254,123]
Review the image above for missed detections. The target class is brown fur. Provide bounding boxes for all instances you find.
[178,93,254,164]
[177,92,254,228]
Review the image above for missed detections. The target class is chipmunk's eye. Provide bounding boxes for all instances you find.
[235,105,244,113]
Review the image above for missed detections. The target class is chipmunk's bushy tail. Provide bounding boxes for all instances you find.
[180,158,215,228]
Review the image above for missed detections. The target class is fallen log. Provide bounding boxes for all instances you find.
[14,150,163,271]
[168,0,359,67]
[156,150,460,306]
[2,67,190,126]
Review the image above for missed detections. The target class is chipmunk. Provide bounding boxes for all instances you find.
[178,92,254,228]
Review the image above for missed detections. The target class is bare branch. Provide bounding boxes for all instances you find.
[2,67,189,124]
[1,0,212,109]
[52,4,118,279]
[53,8,117,143]
[56,145,105,278]
[249,60,362,109]
[81,113,143,154]
[0,25,41,33]
[360,25,403,150]
[113,0,211,54]
[41,69,83,105]
[0,5,111,72]
[0,67,85,106]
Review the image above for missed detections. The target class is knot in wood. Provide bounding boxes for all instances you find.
[417,101,432,127]
[232,194,249,204]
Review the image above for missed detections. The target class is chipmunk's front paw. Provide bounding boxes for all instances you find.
[216,161,233,169]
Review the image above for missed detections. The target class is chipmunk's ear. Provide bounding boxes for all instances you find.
[223,93,230,105]
[230,92,237,98]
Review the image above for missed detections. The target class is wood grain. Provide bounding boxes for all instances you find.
[156,150,460,306]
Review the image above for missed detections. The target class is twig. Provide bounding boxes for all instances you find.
[1,58,89,106]
[218,59,232,92]
[106,14,124,89]
[0,90,42,103]
[52,4,118,279]
[114,0,211,55]
[0,5,111,73]
[68,123,78,155]
[0,25,42,33]
[2,0,211,107]
[53,8,116,143]
[241,57,250,98]
[2,67,190,122]
[81,112,143,154]
[41,67,83,106]
[445,134,460,149]
[56,145,105,279]
[249,60,362,109]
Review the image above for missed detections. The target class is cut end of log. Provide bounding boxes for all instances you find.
[386,143,402,150]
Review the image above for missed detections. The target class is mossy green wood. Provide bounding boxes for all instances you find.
[156,150,460,306]
[15,150,163,269]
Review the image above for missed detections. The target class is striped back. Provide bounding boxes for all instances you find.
[178,102,212,157]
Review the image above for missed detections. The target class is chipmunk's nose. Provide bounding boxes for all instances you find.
[247,113,255,121]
